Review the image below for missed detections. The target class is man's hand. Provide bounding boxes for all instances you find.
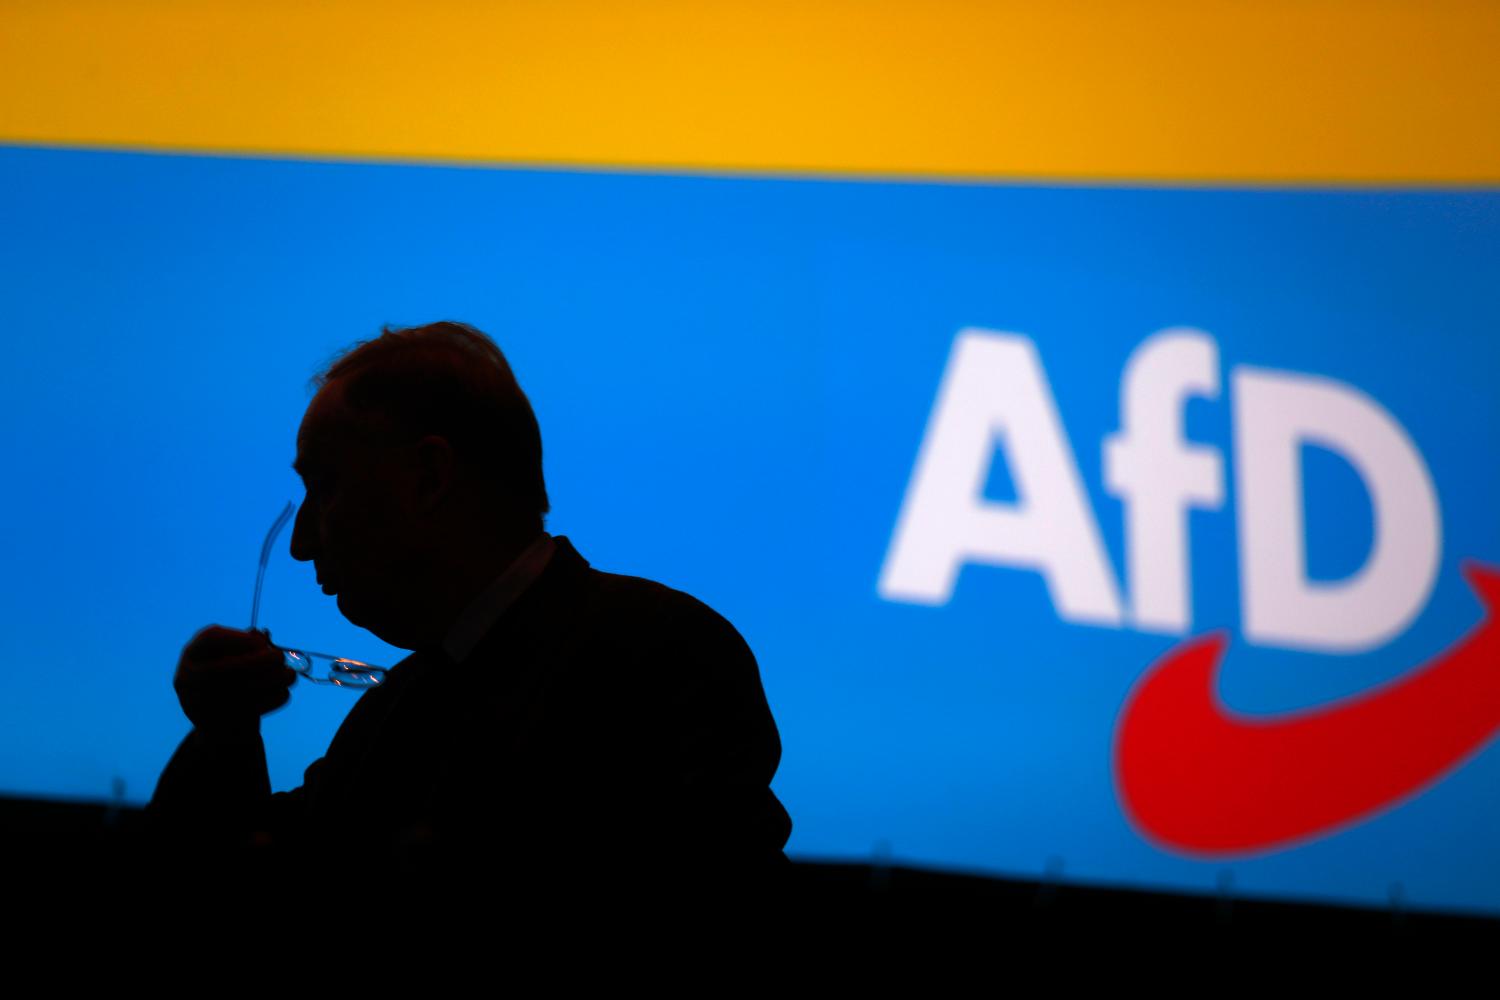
[174,625,296,731]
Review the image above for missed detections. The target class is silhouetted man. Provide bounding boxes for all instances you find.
[149,321,791,900]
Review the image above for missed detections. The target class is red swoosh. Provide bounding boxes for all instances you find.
[1114,561,1500,856]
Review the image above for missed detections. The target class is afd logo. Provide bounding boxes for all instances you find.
[880,328,1499,856]
[879,327,1439,653]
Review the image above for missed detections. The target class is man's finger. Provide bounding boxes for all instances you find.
[181,646,287,676]
[185,624,274,658]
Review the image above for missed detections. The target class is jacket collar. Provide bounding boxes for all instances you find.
[450,534,593,671]
[442,532,558,664]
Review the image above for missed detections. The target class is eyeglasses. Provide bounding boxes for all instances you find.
[249,501,389,689]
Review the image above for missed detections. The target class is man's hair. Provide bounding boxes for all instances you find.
[311,321,549,530]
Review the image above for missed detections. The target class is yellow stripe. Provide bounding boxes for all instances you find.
[3,0,1498,183]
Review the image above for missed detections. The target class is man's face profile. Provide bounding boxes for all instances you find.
[289,379,427,645]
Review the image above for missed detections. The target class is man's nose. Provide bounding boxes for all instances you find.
[289,499,316,562]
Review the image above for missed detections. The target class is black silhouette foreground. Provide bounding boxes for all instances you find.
[148,321,791,903]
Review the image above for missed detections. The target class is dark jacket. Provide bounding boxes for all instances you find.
[149,536,791,895]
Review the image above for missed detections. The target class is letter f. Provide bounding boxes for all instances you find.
[1104,329,1224,633]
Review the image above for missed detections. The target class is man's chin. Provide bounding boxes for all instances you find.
[336,591,415,649]
[335,590,370,629]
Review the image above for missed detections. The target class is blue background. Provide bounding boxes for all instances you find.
[3,145,1498,914]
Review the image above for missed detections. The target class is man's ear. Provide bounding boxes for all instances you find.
[412,434,457,512]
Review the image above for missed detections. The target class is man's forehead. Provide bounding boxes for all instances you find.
[293,432,335,471]
[293,381,398,473]
[294,383,352,470]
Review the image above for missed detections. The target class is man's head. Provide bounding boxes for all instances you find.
[289,321,548,648]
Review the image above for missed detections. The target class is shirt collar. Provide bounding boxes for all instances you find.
[441,532,557,664]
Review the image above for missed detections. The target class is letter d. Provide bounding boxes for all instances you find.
[1234,367,1441,653]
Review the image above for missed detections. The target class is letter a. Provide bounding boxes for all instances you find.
[879,330,1123,625]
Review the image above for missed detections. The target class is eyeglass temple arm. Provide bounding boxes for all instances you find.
[251,501,296,633]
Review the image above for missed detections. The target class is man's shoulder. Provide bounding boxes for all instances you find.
[579,563,744,644]
[530,537,759,677]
